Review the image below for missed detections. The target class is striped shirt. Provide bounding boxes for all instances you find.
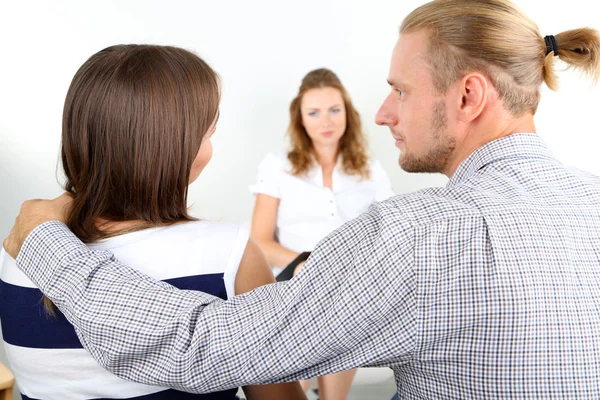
[1,221,248,400]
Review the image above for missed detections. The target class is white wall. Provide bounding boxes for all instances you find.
[1,0,599,230]
[1,0,599,397]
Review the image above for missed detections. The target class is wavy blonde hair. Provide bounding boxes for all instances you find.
[401,0,600,116]
[287,68,370,178]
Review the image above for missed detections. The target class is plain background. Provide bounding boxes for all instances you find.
[1,1,599,398]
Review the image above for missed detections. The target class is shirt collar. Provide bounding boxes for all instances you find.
[448,133,557,186]
[307,155,343,188]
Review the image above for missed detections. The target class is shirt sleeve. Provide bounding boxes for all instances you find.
[15,209,418,393]
[249,152,282,199]
[222,226,250,299]
[371,160,395,201]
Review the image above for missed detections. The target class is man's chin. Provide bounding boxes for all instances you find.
[399,156,442,174]
[399,154,418,173]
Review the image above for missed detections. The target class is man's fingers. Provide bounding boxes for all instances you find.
[3,216,22,258]
[19,199,42,215]
[6,194,74,258]
[55,192,75,215]
[57,192,74,201]
[9,216,19,239]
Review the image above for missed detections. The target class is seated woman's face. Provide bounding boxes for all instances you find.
[300,87,347,148]
[189,112,219,184]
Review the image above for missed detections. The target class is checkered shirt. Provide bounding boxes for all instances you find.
[16,133,600,398]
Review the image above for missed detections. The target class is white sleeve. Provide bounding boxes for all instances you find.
[249,152,282,199]
[371,160,395,201]
[222,226,250,299]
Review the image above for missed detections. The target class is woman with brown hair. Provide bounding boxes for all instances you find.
[249,68,394,399]
[0,44,305,400]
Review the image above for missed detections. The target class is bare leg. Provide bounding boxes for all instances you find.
[317,369,357,400]
[300,378,314,393]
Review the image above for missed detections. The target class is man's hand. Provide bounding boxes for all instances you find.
[3,193,74,258]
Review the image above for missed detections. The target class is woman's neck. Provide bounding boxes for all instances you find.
[312,144,339,189]
[94,218,151,238]
[312,144,339,168]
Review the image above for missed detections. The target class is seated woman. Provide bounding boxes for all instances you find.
[250,68,394,400]
[0,44,305,400]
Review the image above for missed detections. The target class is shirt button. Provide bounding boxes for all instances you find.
[331,213,335,216]
[329,200,334,204]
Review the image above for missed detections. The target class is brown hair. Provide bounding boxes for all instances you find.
[45,44,220,314]
[287,68,370,178]
[400,0,600,115]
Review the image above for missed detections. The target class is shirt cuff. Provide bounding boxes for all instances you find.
[248,183,280,199]
[16,220,90,292]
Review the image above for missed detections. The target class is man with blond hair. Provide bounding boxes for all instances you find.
[5,0,600,398]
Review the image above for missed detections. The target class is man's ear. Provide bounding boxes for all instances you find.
[456,72,488,123]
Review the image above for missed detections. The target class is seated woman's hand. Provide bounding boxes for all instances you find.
[293,261,306,276]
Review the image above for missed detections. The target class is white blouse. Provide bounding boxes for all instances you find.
[250,152,394,260]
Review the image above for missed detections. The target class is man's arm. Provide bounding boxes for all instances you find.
[12,203,417,393]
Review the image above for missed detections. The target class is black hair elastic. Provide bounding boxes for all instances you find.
[544,35,559,56]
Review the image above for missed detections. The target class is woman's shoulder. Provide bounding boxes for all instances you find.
[168,220,245,242]
[257,152,298,179]
[89,221,245,251]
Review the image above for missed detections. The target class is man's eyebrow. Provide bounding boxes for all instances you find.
[387,78,409,88]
